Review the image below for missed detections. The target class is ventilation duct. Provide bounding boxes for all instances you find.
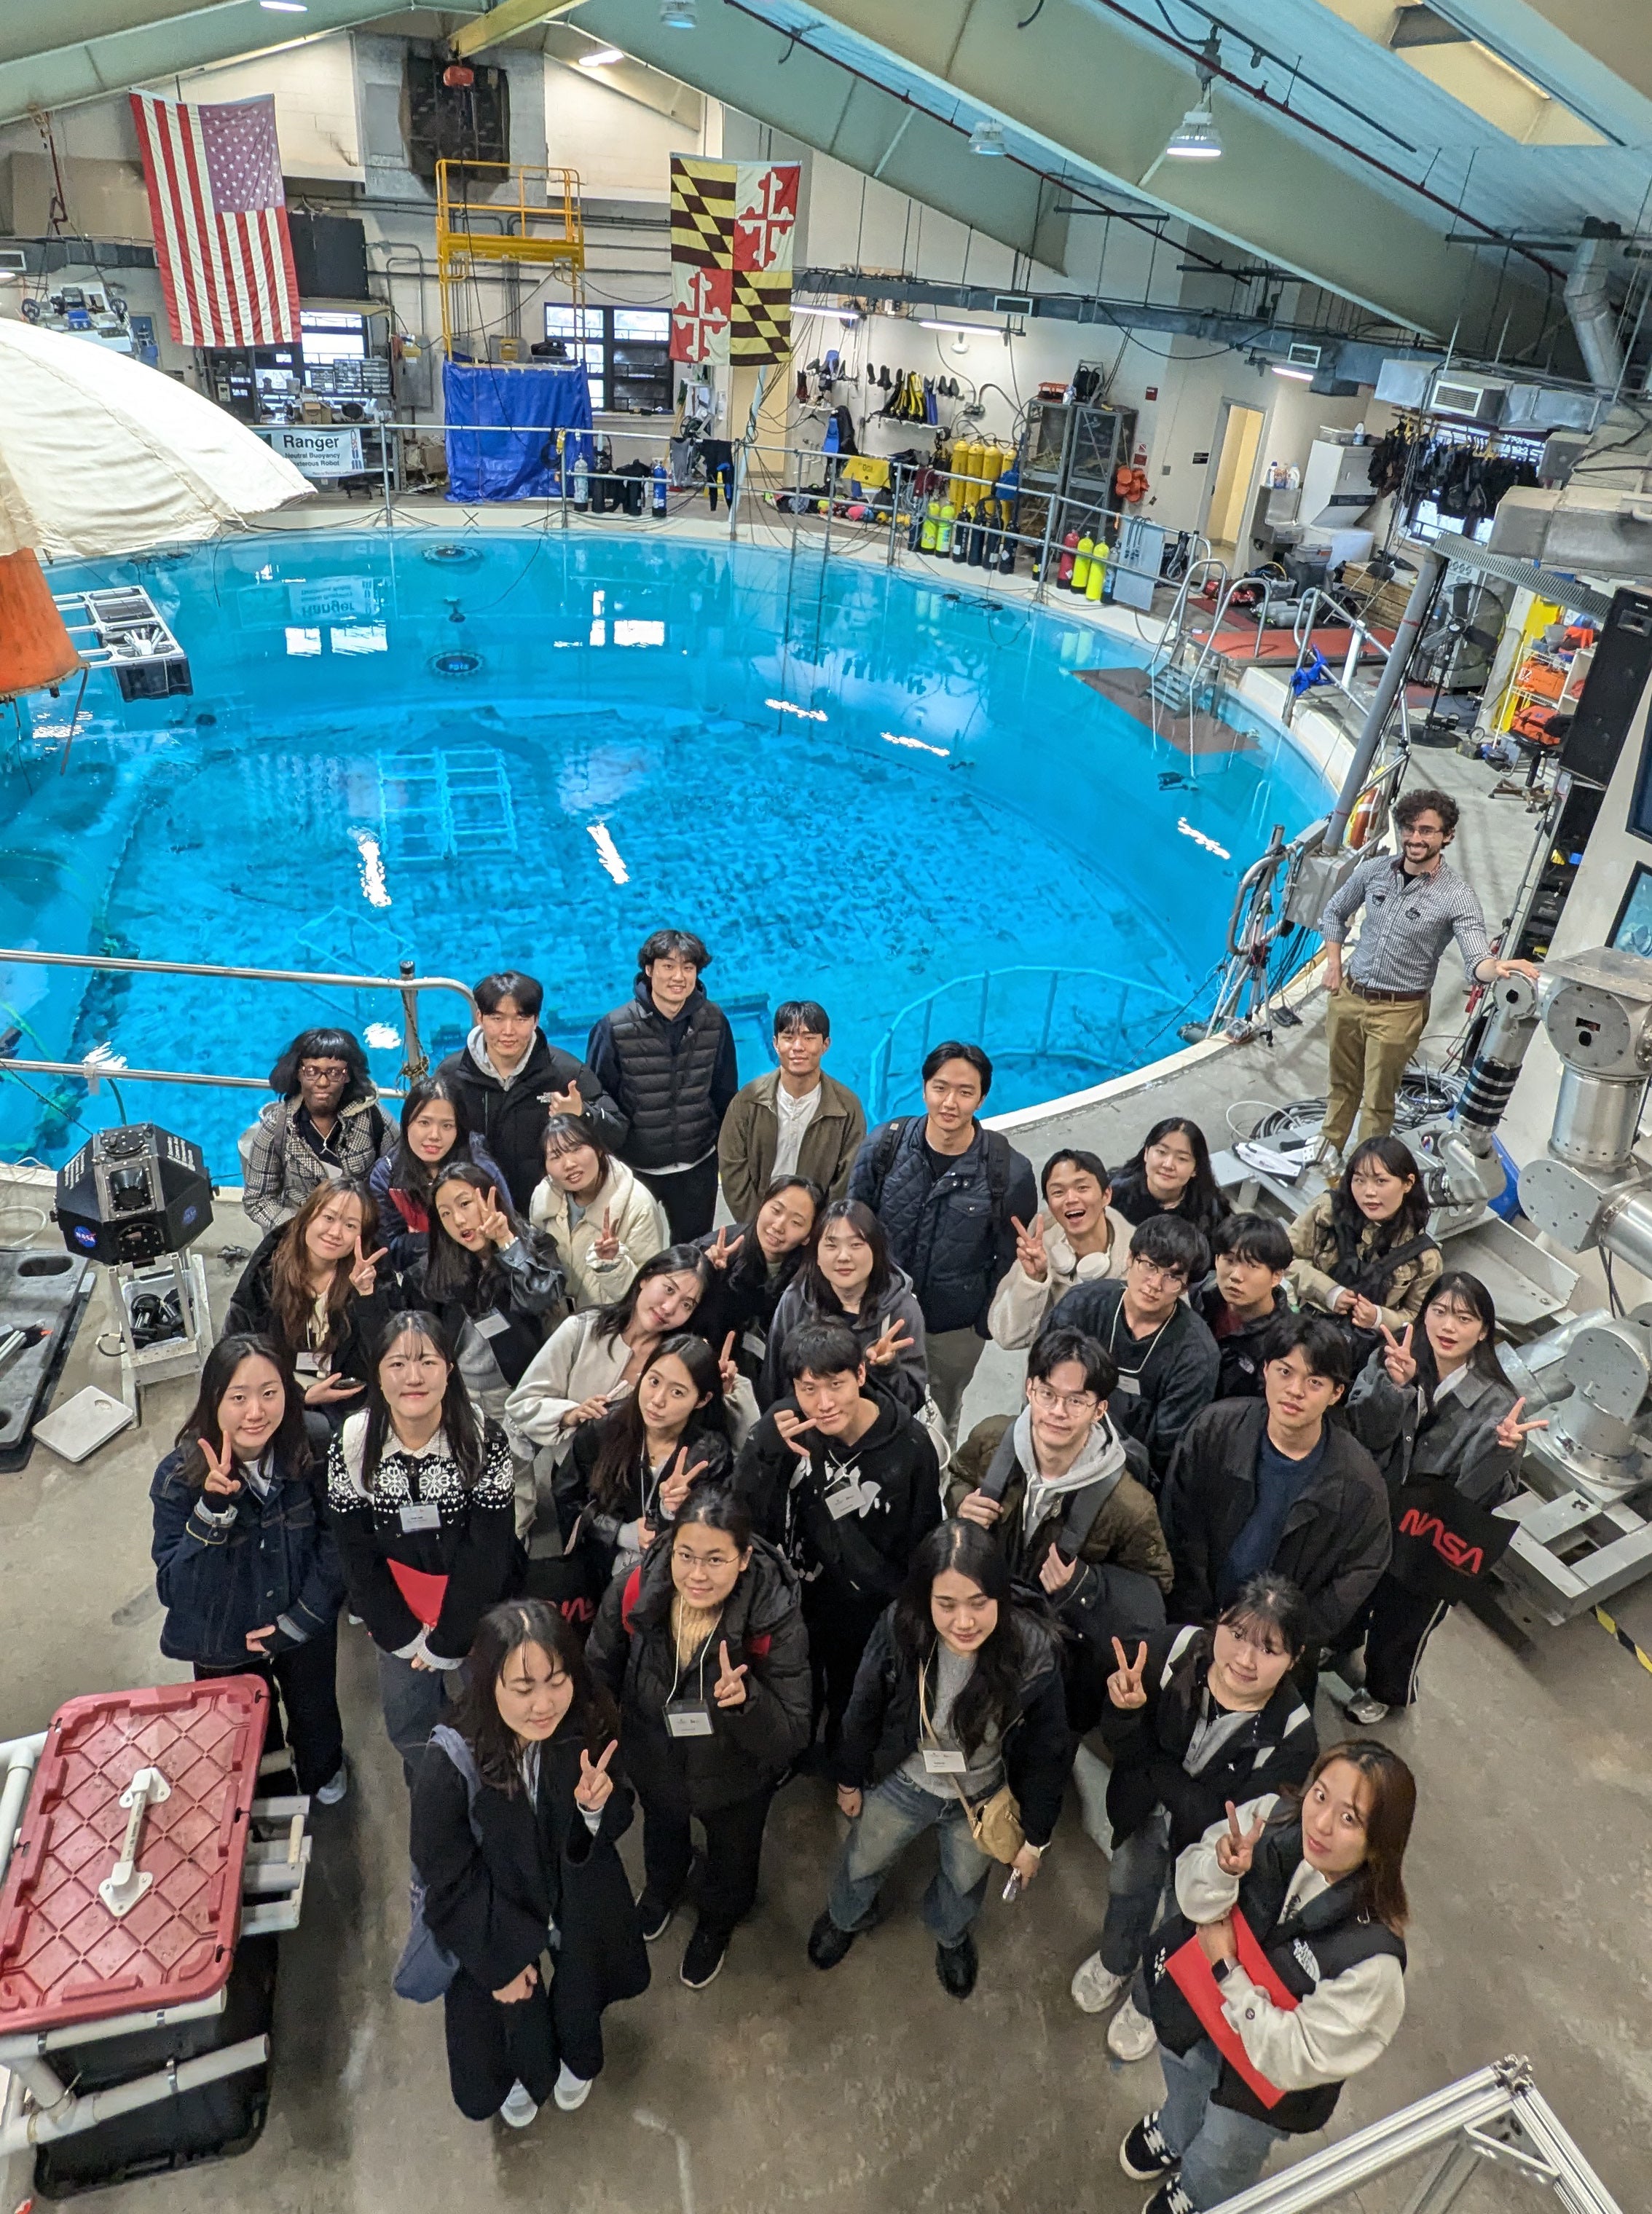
[1564,232,1625,393]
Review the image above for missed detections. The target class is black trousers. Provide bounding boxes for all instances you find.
[193,1618,343,1795]
[442,1953,604,2122]
[638,1785,774,1939]
[637,1156,720,1242]
[1362,1573,1451,1709]
[804,1586,882,1752]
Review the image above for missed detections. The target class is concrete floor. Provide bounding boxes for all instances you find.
[4,744,1648,2213]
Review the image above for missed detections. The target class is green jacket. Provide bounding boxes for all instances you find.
[948,1413,1174,1595]
[717,1068,867,1224]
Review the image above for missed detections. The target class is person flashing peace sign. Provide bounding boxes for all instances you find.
[151,1333,347,1804]
[757,1199,929,1414]
[1070,1575,1318,2063]
[562,1333,735,1582]
[1342,1271,1538,1724]
[530,1113,670,1312]
[409,1600,648,2130]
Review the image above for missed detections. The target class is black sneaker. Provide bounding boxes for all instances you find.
[637,1893,674,1944]
[1141,2179,1195,2214]
[680,1923,729,1990]
[807,1911,857,1970]
[1119,2113,1179,2181]
[935,1930,978,1999]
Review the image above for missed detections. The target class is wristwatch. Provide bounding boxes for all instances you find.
[1211,1956,1238,1985]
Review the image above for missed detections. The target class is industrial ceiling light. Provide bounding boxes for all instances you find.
[969,118,1006,156]
[1271,342,1321,381]
[920,319,1001,336]
[577,47,626,67]
[1270,362,1315,380]
[793,303,860,323]
[1163,102,1222,158]
[660,0,697,25]
[259,1,309,12]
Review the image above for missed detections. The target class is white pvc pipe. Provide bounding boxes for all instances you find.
[0,2037,270,2154]
[0,1735,46,1894]
[0,1990,226,2065]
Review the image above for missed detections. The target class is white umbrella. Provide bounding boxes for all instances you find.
[0,314,310,560]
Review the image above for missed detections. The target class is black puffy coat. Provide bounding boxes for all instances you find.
[691,1222,805,1382]
[436,1032,623,1216]
[834,1606,1072,1848]
[584,1534,810,1812]
[585,983,739,1173]
[847,1116,1036,1336]
[224,1226,404,1409]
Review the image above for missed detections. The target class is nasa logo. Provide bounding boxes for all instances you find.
[1398,1508,1483,1575]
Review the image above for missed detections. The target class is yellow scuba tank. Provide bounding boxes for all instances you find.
[1071,532,1094,593]
[920,496,940,552]
[1086,536,1109,600]
[936,499,956,554]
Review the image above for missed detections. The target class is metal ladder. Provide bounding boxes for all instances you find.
[1145,555,1230,717]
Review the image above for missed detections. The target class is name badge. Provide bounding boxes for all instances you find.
[922,1747,968,1776]
[474,1309,511,1340]
[665,1701,714,1738]
[1114,1373,1142,1397]
[398,1500,441,1533]
[742,1328,767,1359]
[294,1350,320,1378]
[825,1481,865,1520]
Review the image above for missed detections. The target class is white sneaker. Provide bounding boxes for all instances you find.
[314,1762,348,1807]
[553,2063,592,2112]
[1071,1951,1130,2015]
[499,2081,538,2129]
[1107,1996,1159,2062]
[1345,1690,1391,1725]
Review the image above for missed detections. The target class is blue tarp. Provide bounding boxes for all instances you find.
[443,362,594,503]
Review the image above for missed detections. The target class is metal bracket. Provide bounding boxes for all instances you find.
[98,1765,170,1918]
[1464,2122,1561,2185]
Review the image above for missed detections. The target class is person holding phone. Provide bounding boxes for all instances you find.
[585,1483,811,1990]
[151,1332,347,1804]
[409,1599,648,2129]
[806,1520,1069,2001]
[225,1179,401,1439]
[1122,1743,1415,2214]
[328,1312,519,1781]
[1070,1575,1317,2063]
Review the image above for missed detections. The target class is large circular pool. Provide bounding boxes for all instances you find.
[1,529,1332,1177]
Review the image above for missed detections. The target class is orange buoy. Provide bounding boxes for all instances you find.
[0,547,82,701]
[1347,785,1379,848]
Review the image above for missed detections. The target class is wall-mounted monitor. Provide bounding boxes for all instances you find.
[1609,862,1652,957]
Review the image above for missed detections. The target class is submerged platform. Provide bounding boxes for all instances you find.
[1074,663,1259,757]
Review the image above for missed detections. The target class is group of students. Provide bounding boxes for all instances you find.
[143,928,1541,2210]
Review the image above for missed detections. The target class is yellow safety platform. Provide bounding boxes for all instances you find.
[436,159,588,354]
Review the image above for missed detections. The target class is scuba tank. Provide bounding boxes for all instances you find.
[651,460,668,515]
[921,497,940,553]
[980,516,1000,569]
[908,502,924,552]
[1072,532,1093,593]
[997,526,1015,575]
[967,508,986,565]
[573,452,589,511]
[951,505,972,562]
[1086,536,1109,601]
[1057,529,1079,588]
[936,500,956,555]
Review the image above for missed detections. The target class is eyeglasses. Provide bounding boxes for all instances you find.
[299,1060,349,1079]
[673,1548,736,1572]
[1130,1260,1188,1288]
[1028,1381,1099,1414]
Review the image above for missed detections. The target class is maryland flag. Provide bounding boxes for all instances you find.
[670,155,798,366]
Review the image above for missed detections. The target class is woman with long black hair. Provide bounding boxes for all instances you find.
[807,1518,1071,2001]
[1288,1135,1441,1340]
[370,1075,509,1247]
[1109,1119,1230,1250]
[1124,1742,1415,2214]
[1342,1270,1540,1722]
[560,1333,733,1582]
[694,1173,822,1384]
[240,1025,396,1232]
[151,1331,347,1804]
[585,1482,810,1991]
[225,1179,399,1433]
[328,1311,518,1781]
[409,1599,648,2129]
[758,1197,927,1413]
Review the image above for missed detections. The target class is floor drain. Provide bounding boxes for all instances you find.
[422,543,480,567]
[430,647,482,677]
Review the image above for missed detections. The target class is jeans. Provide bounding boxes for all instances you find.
[193,1619,343,1797]
[827,1768,991,1947]
[639,1786,773,1940]
[1157,2038,1286,2210]
[1098,1821,1174,1997]
[924,1327,987,1444]
[378,1648,453,1787]
[637,1156,720,1242]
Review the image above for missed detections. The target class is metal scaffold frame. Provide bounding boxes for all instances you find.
[1212,2057,1622,2214]
[435,159,588,356]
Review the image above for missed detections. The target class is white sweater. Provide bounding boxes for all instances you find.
[988,1205,1133,1350]
[1174,1794,1407,2092]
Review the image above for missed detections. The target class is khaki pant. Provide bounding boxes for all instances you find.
[1323,988,1430,1152]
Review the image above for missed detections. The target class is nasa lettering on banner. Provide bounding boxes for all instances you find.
[1390,1479,1515,1603]
[259,423,365,479]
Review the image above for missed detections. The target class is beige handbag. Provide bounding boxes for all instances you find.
[918,1654,1025,1865]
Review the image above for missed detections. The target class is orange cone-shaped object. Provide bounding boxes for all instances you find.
[0,547,82,701]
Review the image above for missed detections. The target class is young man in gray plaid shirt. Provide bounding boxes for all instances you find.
[1316,787,1538,1162]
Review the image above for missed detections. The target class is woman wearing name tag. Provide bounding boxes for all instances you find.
[1341,1272,1537,1724]
[408,1165,566,1537]
[1121,1741,1415,2214]
[329,1312,519,1783]
[561,1333,735,1583]
[807,1519,1071,2001]
[409,1599,648,2131]
[757,1199,929,1415]
[225,1178,401,1441]
[585,1482,810,1991]
[693,1173,822,1385]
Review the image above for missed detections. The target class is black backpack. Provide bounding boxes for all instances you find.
[867,1116,1013,1216]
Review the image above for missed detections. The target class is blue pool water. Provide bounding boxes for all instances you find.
[0,530,1332,1179]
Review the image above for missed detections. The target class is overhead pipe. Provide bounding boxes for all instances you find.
[1564,233,1626,392]
[1324,546,1447,852]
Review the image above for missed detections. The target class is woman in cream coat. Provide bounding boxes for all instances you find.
[530,1114,669,1312]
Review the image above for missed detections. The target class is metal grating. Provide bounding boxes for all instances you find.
[1416,529,1618,623]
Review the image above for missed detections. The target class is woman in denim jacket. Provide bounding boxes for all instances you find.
[151,1332,348,1804]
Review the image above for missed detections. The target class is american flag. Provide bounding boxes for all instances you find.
[130,92,301,347]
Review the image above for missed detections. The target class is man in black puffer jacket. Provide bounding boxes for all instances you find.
[849,1040,1036,1443]
[586,928,739,1242]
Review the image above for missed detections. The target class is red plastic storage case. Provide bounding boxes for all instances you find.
[0,1680,267,2036]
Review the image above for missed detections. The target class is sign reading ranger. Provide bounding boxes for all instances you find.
[258,423,364,478]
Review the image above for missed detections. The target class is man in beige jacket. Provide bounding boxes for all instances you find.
[717,999,867,1224]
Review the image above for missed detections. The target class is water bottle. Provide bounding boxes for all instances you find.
[651,460,668,515]
[573,452,589,511]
